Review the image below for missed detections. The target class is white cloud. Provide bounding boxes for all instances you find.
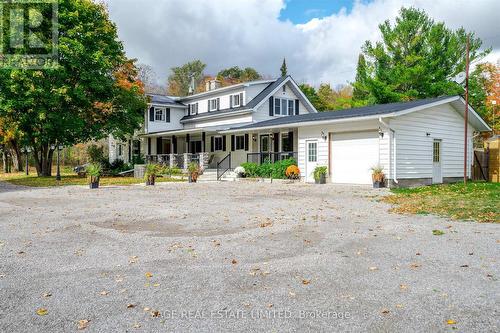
[105,0,500,88]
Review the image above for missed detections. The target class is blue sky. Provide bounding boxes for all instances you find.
[280,0,359,23]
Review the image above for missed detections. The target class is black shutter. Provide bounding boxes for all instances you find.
[188,104,191,115]
[295,99,300,115]
[269,97,274,116]
[172,136,177,154]
[231,135,235,152]
[274,133,279,152]
[244,134,249,151]
[202,132,206,152]
[288,131,294,152]
[223,135,227,151]
[186,134,190,153]
[147,138,151,155]
[217,98,220,110]
[230,95,233,109]
[208,100,210,112]
[240,93,244,106]
[149,107,154,122]
[166,108,170,122]
[210,136,214,152]
[156,137,162,155]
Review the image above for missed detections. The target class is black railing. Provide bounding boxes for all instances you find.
[217,153,231,180]
[247,152,297,165]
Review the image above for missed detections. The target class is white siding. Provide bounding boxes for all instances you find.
[253,82,310,122]
[390,104,474,179]
[146,107,185,134]
[190,115,253,128]
[297,120,382,181]
[182,88,246,115]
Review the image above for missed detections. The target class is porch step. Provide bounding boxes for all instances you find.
[197,169,236,182]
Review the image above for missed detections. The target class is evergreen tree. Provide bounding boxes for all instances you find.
[280,58,288,77]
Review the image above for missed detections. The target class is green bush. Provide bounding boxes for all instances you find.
[160,166,183,176]
[86,163,102,178]
[241,158,297,179]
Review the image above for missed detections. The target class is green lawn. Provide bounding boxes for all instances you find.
[0,170,185,187]
[383,182,500,223]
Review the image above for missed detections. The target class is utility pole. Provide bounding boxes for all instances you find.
[463,35,470,185]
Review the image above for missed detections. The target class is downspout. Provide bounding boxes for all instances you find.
[379,117,398,184]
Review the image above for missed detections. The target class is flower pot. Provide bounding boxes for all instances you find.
[146,176,155,186]
[315,174,326,184]
[89,177,100,189]
[373,181,385,188]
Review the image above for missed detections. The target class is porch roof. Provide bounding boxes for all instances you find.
[141,125,235,137]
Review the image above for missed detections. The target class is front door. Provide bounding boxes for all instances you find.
[432,139,442,184]
[190,141,202,154]
[306,140,318,183]
[260,135,270,164]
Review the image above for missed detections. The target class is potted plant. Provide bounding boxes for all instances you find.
[234,166,246,178]
[86,163,102,189]
[285,165,300,180]
[188,162,200,183]
[371,165,385,188]
[144,163,160,186]
[313,166,327,184]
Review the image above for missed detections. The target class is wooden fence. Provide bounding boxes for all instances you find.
[472,149,489,181]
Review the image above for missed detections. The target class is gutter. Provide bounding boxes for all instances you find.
[379,117,398,184]
[180,109,253,123]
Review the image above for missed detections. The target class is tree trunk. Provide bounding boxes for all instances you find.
[10,140,23,172]
[33,143,53,176]
[2,148,9,173]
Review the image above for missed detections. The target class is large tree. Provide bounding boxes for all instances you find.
[299,84,326,111]
[216,66,262,85]
[469,62,499,132]
[352,7,490,104]
[167,60,206,96]
[0,0,146,176]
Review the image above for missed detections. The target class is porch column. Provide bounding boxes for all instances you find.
[169,153,175,168]
[186,134,190,154]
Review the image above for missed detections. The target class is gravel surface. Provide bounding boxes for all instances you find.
[0,181,498,332]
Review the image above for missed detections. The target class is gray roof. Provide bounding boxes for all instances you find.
[230,96,457,130]
[147,94,184,106]
[181,105,251,122]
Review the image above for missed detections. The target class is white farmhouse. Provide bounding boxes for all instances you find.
[109,75,491,187]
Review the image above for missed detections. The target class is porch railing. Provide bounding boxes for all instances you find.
[145,152,209,171]
[217,153,231,180]
[246,152,298,165]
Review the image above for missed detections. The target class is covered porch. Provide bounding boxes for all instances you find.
[142,127,298,171]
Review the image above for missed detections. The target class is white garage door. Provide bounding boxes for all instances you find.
[330,131,379,184]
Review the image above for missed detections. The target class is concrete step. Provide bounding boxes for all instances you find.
[197,169,236,182]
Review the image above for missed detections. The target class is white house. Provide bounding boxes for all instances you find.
[109,76,491,187]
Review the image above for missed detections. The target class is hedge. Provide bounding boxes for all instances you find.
[241,158,297,179]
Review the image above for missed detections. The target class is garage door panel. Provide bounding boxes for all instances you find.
[331,132,379,184]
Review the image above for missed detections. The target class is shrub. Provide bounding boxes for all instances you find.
[160,166,183,176]
[86,163,102,184]
[241,158,297,179]
[285,165,300,179]
[313,166,328,181]
[241,162,259,177]
[87,144,106,165]
[144,163,161,180]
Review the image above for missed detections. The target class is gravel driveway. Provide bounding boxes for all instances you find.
[0,181,498,332]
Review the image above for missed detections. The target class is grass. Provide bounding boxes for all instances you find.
[383,182,500,223]
[0,169,185,187]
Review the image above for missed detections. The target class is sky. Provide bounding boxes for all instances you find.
[105,0,500,88]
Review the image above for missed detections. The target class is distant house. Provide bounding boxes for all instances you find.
[109,76,491,187]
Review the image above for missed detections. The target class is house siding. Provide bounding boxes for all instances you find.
[390,104,473,180]
[146,107,184,134]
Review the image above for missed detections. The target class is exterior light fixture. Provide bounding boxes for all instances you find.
[378,127,384,138]
[321,130,327,141]
[426,132,431,137]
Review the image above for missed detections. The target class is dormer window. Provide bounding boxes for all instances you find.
[230,93,243,108]
[155,108,165,121]
[209,98,219,111]
[274,98,294,116]
[189,103,198,115]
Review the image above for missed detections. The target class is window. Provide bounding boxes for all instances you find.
[214,136,223,151]
[155,108,165,121]
[235,135,245,150]
[232,94,241,107]
[274,98,281,115]
[308,142,317,162]
[118,144,123,157]
[274,98,294,116]
[132,140,141,156]
[189,103,198,115]
[433,140,441,163]
[209,99,219,111]
[288,100,294,115]
[281,133,292,152]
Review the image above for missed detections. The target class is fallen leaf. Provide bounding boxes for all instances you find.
[460,264,469,268]
[36,308,48,316]
[77,319,89,330]
[399,284,408,290]
[42,292,52,298]
[151,310,161,317]
[432,230,445,236]
[381,309,390,314]
[302,279,311,285]
[99,290,109,296]
[132,322,141,329]
[267,303,273,308]
[145,272,153,278]
[289,291,296,297]
[369,266,378,271]
[395,304,403,308]
[410,263,421,269]
[127,304,135,309]
[447,319,456,325]
[143,307,151,312]
[231,259,238,265]
[153,283,160,287]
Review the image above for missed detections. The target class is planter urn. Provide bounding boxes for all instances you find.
[89,177,100,189]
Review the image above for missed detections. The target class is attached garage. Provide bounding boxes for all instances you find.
[330,131,379,184]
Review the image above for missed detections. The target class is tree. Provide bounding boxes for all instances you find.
[352,54,371,106]
[216,66,262,85]
[138,64,165,95]
[299,84,326,111]
[469,62,500,132]
[0,0,146,176]
[280,58,288,77]
[352,7,490,104]
[167,60,206,96]
[317,83,353,111]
